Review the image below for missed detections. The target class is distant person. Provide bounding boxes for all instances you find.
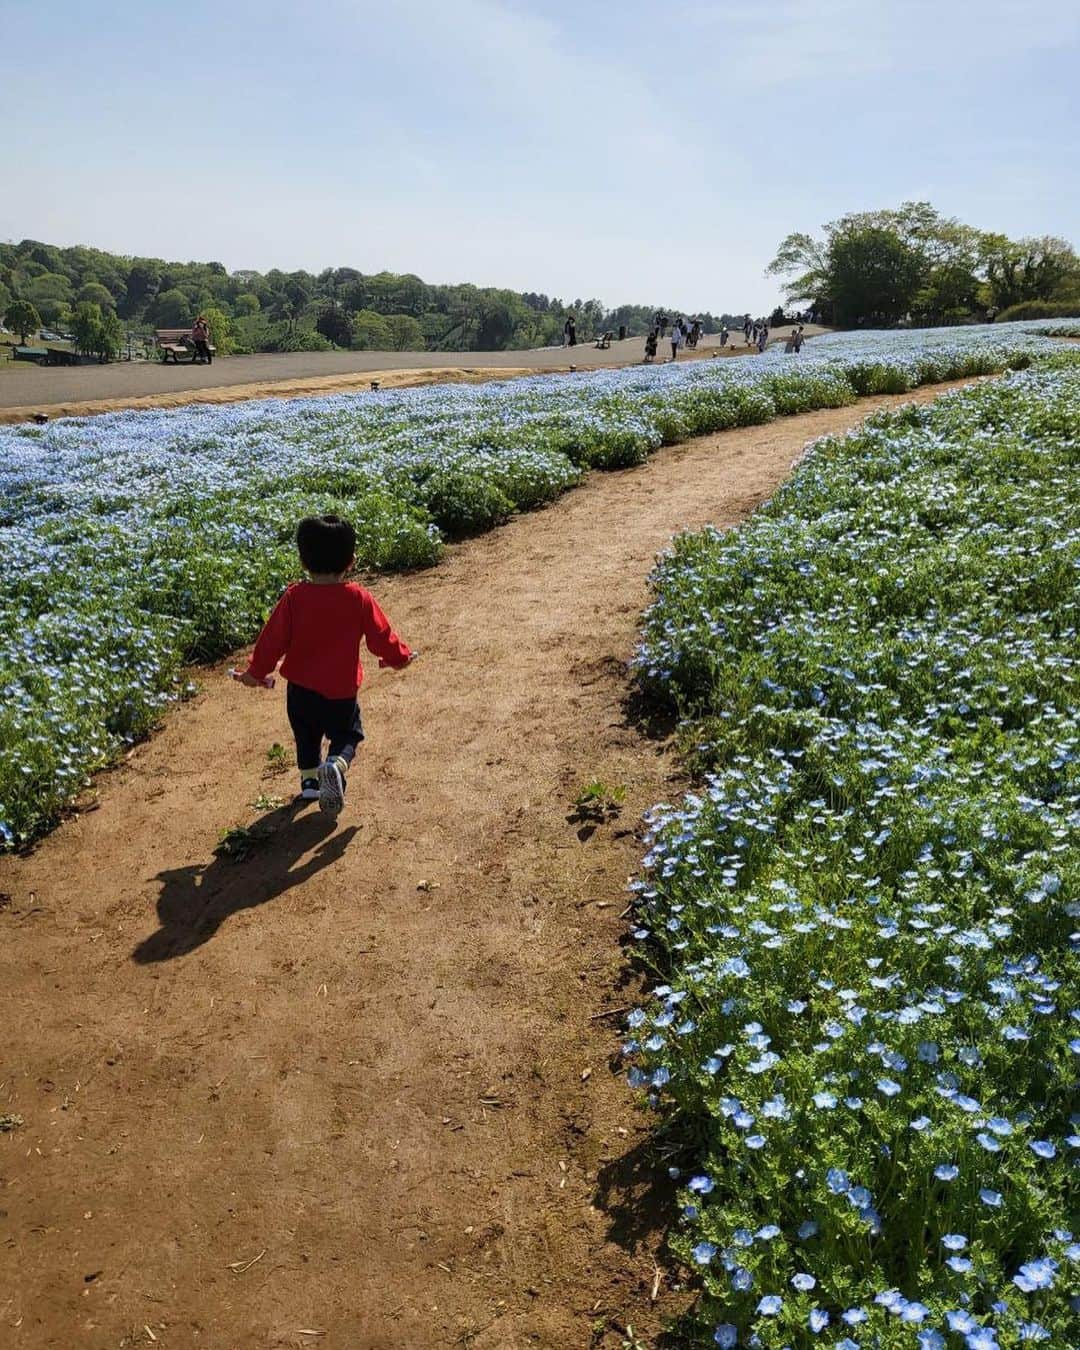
[564,314,577,347]
[743,314,752,344]
[644,328,658,362]
[793,324,805,353]
[234,514,417,817]
[757,325,769,353]
[658,312,668,337]
[191,315,212,364]
[720,324,729,347]
[670,320,684,362]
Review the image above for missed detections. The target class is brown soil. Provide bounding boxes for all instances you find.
[0,378,982,1350]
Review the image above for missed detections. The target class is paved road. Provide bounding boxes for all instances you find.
[0,328,825,410]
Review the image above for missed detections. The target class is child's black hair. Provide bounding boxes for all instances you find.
[296,515,356,575]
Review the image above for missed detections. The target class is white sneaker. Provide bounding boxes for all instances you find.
[318,757,346,817]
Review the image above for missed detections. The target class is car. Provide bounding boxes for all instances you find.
[39,329,62,342]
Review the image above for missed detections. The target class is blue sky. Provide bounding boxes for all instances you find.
[3,0,1078,312]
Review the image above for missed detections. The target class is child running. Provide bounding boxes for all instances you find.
[234,514,416,817]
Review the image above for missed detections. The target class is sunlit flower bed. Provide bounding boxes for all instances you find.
[0,322,1075,846]
[628,366,1080,1347]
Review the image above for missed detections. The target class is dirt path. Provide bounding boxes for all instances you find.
[0,328,830,423]
[0,379,980,1350]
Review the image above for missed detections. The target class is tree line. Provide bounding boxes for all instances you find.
[767,202,1080,327]
[0,238,732,356]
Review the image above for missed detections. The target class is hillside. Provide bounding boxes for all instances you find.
[0,237,748,355]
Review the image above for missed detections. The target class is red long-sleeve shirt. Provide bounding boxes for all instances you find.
[246,581,411,699]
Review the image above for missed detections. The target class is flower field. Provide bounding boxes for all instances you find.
[0,321,1076,848]
[628,365,1080,1346]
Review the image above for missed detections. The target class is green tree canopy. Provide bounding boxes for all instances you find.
[4,298,41,343]
[77,281,116,310]
[151,288,192,327]
[70,301,105,355]
[768,201,1080,327]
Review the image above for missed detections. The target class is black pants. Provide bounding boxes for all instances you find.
[286,682,364,772]
[194,340,211,363]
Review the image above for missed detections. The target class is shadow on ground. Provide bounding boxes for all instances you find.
[133,800,357,962]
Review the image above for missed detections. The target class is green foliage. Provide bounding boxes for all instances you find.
[350,308,392,349]
[70,301,104,355]
[831,227,924,327]
[572,779,627,821]
[419,468,514,537]
[77,281,115,310]
[4,298,41,343]
[768,201,1080,329]
[383,313,425,351]
[315,304,354,348]
[202,307,234,355]
[996,299,1080,322]
[631,367,1080,1346]
[152,287,192,327]
[0,236,727,356]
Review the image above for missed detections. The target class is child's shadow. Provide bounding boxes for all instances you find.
[133,801,358,963]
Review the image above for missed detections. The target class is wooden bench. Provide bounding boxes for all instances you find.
[154,328,216,363]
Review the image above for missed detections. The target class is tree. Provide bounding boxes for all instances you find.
[315,305,354,348]
[979,234,1080,310]
[766,231,831,307]
[383,314,425,350]
[351,309,392,349]
[4,298,41,343]
[830,227,923,326]
[70,302,105,355]
[152,288,192,327]
[77,281,116,310]
[234,292,261,316]
[25,272,74,325]
[202,307,233,355]
[95,309,123,360]
[0,280,11,321]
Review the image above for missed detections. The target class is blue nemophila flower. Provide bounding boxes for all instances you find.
[1013,1257,1058,1291]
[948,1256,973,1272]
[693,1242,718,1265]
[918,1331,946,1350]
[934,1163,959,1180]
[1029,1139,1056,1159]
[756,1295,783,1316]
[826,1167,850,1194]
[808,1307,829,1333]
[979,1188,1003,1207]
[942,1234,968,1250]
[842,1307,869,1325]
[688,1175,714,1194]
[713,1326,737,1348]
[731,1266,753,1290]
[791,1272,816,1291]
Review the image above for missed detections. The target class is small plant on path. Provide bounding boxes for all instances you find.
[572,779,627,823]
